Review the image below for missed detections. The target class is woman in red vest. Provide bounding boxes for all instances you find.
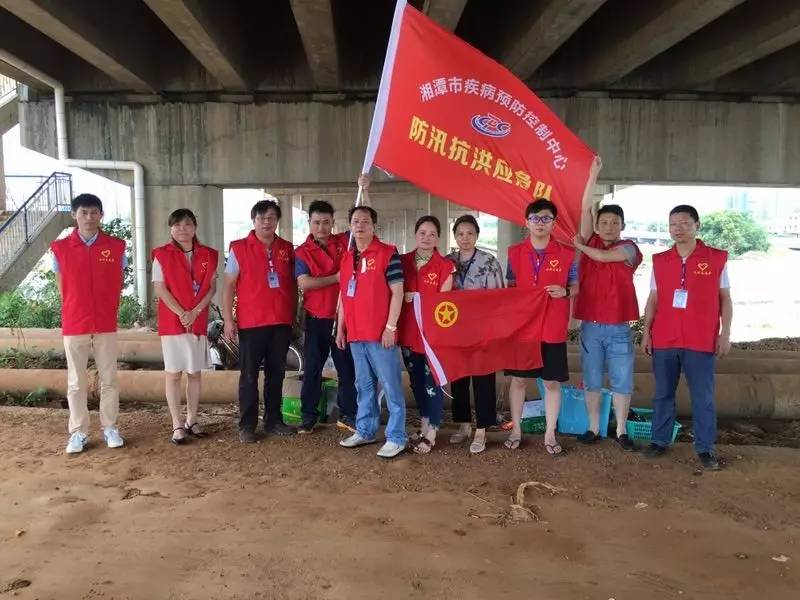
[506,199,578,455]
[573,204,642,451]
[152,209,219,445]
[398,215,454,454]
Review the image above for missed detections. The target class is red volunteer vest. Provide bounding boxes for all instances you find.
[295,232,348,319]
[398,249,455,353]
[51,229,125,336]
[230,231,295,329]
[651,240,728,353]
[339,237,398,343]
[152,242,219,336]
[574,235,642,324]
[507,239,575,343]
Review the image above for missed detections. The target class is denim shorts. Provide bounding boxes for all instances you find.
[579,322,634,394]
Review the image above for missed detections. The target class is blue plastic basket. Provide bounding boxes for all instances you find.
[625,407,682,443]
[535,379,612,437]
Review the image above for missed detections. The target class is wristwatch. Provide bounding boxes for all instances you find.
[385,324,397,332]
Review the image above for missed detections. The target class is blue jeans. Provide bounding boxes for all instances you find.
[652,348,716,454]
[350,342,407,445]
[402,348,444,427]
[580,322,635,394]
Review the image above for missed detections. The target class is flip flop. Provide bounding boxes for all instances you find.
[413,437,435,455]
[504,434,521,450]
[545,443,564,456]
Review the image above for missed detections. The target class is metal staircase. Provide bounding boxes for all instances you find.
[0,172,73,293]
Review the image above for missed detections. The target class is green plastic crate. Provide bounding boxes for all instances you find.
[282,379,336,425]
[626,408,682,443]
[521,416,546,434]
[281,396,303,425]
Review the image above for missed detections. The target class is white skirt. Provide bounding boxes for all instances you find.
[161,334,210,374]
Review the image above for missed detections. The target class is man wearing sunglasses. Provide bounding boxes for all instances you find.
[504,199,578,455]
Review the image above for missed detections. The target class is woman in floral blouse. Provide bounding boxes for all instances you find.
[445,215,504,454]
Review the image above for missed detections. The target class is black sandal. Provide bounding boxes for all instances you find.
[171,427,188,445]
[185,422,208,438]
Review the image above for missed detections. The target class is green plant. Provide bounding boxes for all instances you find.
[700,210,770,258]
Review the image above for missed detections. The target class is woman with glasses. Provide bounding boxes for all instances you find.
[398,215,455,454]
[152,208,218,445]
[445,215,504,454]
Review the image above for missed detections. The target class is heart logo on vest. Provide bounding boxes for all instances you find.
[101,249,111,258]
[697,262,708,271]
[278,249,289,261]
[549,259,559,268]
[366,258,376,270]
[201,261,208,271]
[426,272,438,285]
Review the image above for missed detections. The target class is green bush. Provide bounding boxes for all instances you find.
[700,210,770,258]
[0,219,147,329]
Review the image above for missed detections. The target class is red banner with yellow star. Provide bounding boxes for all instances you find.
[363,0,599,241]
[412,288,547,385]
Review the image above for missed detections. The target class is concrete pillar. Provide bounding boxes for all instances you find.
[428,194,450,254]
[0,140,5,211]
[276,194,296,242]
[143,184,224,310]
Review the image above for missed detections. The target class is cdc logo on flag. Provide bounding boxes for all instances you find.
[470,113,511,138]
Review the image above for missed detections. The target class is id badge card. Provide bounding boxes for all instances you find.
[267,271,280,289]
[672,289,688,309]
[346,277,357,298]
[192,281,201,296]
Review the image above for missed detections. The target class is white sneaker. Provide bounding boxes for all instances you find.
[65,432,88,454]
[339,433,376,448]
[103,427,125,449]
[377,441,406,459]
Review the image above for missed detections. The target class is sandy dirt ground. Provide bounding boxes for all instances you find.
[1,404,798,600]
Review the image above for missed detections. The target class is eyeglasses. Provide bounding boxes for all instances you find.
[527,215,554,224]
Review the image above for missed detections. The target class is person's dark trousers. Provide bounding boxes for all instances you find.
[451,373,497,429]
[651,348,717,454]
[238,324,292,433]
[402,348,444,427]
[300,314,357,427]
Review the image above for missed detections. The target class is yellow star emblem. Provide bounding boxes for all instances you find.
[434,301,458,328]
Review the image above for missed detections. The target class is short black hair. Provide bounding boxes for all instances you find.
[597,204,624,222]
[525,198,557,220]
[414,215,441,237]
[168,208,197,228]
[348,205,378,224]
[452,214,480,237]
[308,200,334,218]
[669,204,700,222]
[71,193,103,213]
[251,199,281,221]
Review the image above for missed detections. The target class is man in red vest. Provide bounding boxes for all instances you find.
[223,200,297,443]
[51,194,126,454]
[505,199,578,455]
[640,205,732,471]
[294,200,357,434]
[335,180,407,459]
[573,204,642,451]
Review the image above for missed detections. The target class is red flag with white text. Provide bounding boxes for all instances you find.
[412,288,548,386]
[363,1,599,241]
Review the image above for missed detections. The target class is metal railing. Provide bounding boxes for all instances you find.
[0,172,72,277]
[0,75,16,104]
[2,175,50,211]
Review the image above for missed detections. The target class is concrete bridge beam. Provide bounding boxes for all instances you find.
[142,0,248,91]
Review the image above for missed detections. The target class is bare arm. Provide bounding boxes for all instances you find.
[580,203,594,242]
[440,273,453,293]
[579,157,602,240]
[573,241,631,263]
[717,288,733,357]
[381,281,404,348]
[222,272,238,339]
[297,273,339,291]
[358,173,371,206]
[154,281,187,317]
[640,289,657,355]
